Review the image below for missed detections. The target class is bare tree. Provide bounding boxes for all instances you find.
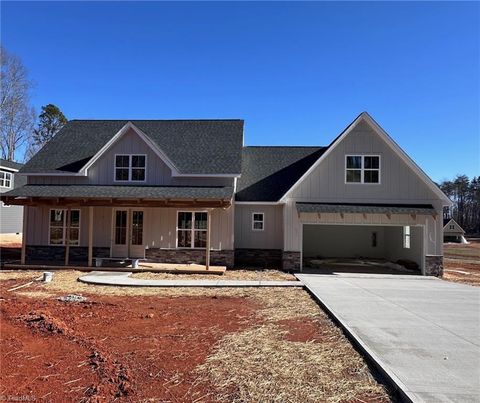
[0,45,35,161]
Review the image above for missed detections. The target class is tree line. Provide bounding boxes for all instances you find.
[1,46,67,162]
[440,175,480,236]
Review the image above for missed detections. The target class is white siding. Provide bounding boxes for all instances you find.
[283,119,445,258]
[26,205,234,251]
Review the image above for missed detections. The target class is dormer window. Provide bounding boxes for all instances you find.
[0,170,12,188]
[345,155,380,184]
[114,155,146,182]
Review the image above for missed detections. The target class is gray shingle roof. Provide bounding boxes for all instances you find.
[296,202,436,215]
[0,159,23,171]
[235,146,327,202]
[3,185,233,200]
[21,120,244,175]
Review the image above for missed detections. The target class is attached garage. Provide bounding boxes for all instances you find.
[296,202,438,274]
[302,224,424,272]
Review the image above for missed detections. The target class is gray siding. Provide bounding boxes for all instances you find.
[0,204,23,233]
[1,168,24,233]
[234,204,283,249]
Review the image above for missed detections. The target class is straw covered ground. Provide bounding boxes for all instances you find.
[0,270,390,402]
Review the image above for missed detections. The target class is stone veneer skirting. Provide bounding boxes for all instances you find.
[234,249,282,268]
[282,251,301,271]
[145,248,234,268]
[26,246,110,263]
[425,255,443,277]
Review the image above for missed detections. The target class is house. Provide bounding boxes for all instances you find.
[0,159,25,234]
[0,112,452,276]
[443,218,466,243]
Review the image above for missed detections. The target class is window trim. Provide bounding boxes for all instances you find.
[176,211,209,249]
[345,154,381,185]
[0,170,13,188]
[252,212,265,231]
[113,154,147,183]
[48,209,81,246]
[403,225,411,249]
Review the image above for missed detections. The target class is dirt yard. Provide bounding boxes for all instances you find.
[0,270,390,402]
[443,239,480,287]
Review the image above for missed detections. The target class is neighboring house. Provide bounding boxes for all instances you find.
[443,218,466,243]
[1,113,451,276]
[0,159,25,234]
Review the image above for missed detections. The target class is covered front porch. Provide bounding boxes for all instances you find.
[1,184,234,271]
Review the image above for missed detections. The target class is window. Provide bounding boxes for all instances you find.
[371,232,377,248]
[177,211,208,248]
[346,155,380,184]
[49,209,81,246]
[449,225,455,230]
[252,212,264,231]
[114,154,146,182]
[403,226,411,249]
[0,170,12,188]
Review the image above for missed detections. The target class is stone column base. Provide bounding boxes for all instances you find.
[425,255,443,277]
[145,248,234,268]
[282,251,301,272]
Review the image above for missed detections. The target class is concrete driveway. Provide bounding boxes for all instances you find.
[296,273,480,403]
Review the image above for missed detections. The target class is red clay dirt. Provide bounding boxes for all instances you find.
[0,283,259,402]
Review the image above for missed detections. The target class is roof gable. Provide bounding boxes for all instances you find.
[280,112,452,205]
[82,122,178,175]
[236,146,327,202]
[21,119,244,176]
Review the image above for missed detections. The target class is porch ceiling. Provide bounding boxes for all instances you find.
[1,185,233,208]
[296,202,436,216]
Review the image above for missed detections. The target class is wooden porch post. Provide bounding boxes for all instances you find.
[206,210,211,270]
[88,206,94,267]
[21,207,28,265]
[64,208,71,266]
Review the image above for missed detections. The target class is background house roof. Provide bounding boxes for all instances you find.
[0,159,23,171]
[235,146,327,202]
[20,120,244,175]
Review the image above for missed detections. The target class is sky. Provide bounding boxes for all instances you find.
[1,1,479,182]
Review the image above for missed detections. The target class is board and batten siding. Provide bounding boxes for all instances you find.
[25,205,233,251]
[234,204,283,249]
[283,119,445,256]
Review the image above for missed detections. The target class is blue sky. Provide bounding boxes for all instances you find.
[2,1,479,181]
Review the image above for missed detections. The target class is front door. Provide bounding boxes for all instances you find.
[111,209,145,258]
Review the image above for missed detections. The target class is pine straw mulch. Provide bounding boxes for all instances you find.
[195,288,390,402]
[0,270,391,402]
[131,269,296,281]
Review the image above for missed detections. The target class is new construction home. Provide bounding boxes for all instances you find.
[1,112,451,275]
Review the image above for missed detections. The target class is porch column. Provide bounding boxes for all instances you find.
[88,206,94,267]
[21,207,28,265]
[64,208,71,266]
[206,210,211,270]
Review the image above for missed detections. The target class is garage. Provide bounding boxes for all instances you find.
[295,202,437,275]
[302,223,424,274]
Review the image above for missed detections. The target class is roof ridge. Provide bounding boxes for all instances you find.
[69,119,244,122]
[244,145,326,149]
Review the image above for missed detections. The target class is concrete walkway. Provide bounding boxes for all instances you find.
[297,273,480,403]
[79,271,301,287]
